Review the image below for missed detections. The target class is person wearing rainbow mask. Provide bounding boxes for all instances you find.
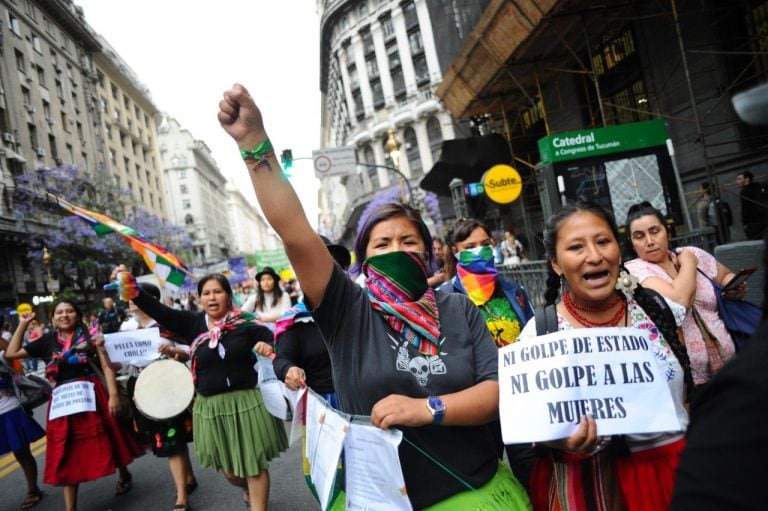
[439,217,535,489]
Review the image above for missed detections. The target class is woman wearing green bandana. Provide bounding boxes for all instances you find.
[218,84,532,510]
[439,217,536,489]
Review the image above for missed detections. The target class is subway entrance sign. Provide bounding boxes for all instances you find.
[536,119,683,229]
[482,164,523,204]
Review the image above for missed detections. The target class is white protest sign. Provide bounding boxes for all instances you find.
[499,327,681,443]
[49,381,96,420]
[306,392,348,510]
[257,356,290,420]
[345,423,411,511]
[104,328,162,365]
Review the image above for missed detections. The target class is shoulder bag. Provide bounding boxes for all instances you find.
[697,269,762,350]
[0,352,52,411]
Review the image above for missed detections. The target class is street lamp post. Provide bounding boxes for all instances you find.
[384,130,411,205]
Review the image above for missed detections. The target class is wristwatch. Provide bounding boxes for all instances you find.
[426,396,445,426]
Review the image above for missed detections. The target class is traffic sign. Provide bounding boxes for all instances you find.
[312,146,357,178]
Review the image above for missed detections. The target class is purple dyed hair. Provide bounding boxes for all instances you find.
[353,202,434,272]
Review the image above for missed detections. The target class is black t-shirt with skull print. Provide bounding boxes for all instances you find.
[311,264,500,509]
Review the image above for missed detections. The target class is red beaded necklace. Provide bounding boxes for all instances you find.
[562,291,627,328]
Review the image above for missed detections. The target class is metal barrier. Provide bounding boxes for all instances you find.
[498,227,719,308]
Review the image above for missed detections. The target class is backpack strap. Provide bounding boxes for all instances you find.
[534,304,558,336]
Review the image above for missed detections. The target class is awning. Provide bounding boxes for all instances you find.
[419,134,512,197]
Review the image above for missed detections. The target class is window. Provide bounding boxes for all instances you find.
[358,2,369,18]
[55,79,63,99]
[15,50,26,74]
[404,127,422,175]
[111,83,118,100]
[179,170,187,179]
[48,134,58,161]
[123,94,130,109]
[105,123,112,139]
[387,44,401,68]
[413,55,429,84]
[109,148,116,164]
[66,143,73,162]
[96,70,105,88]
[403,2,419,29]
[381,17,395,40]
[426,116,443,161]
[522,97,544,129]
[8,14,21,36]
[124,157,130,171]
[182,199,192,209]
[32,35,42,54]
[371,79,384,107]
[99,96,107,113]
[24,0,36,20]
[348,65,359,89]
[591,29,636,76]
[144,114,150,127]
[42,100,50,118]
[36,65,45,86]
[28,123,38,148]
[185,214,194,225]
[21,87,31,106]
[76,121,82,139]
[409,31,424,55]
[61,31,70,52]
[352,89,364,118]
[366,57,379,78]
[363,145,379,189]
[361,30,375,55]
[181,184,189,194]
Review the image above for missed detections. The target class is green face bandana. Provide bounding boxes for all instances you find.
[363,250,429,300]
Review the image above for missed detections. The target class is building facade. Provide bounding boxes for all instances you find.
[0,0,103,310]
[91,34,167,219]
[225,182,280,256]
[317,0,489,245]
[436,0,768,246]
[157,115,233,264]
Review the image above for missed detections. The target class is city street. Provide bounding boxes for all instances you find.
[0,403,320,511]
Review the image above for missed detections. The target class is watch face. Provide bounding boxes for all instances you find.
[428,396,445,413]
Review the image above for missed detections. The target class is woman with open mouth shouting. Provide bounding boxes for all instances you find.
[517,201,693,511]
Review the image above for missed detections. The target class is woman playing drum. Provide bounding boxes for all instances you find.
[118,283,197,511]
[111,270,288,511]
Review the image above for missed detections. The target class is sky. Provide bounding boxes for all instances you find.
[75,0,322,227]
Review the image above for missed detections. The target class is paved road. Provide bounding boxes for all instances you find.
[0,405,320,511]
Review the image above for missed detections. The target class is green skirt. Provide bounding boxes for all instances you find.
[193,387,288,477]
[330,461,532,510]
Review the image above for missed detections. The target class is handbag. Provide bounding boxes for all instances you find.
[699,269,762,350]
[0,353,52,411]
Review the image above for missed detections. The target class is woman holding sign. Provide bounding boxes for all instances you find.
[624,201,737,384]
[215,83,531,510]
[517,202,693,511]
[6,301,142,511]
[110,270,288,511]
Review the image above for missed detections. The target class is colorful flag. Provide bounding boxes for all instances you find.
[48,193,190,291]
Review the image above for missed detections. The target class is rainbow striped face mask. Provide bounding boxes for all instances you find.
[456,245,498,306]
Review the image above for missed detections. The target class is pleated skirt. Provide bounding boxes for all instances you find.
[193,387,288,477]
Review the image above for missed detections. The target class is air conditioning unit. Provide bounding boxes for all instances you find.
[24,104,36,114]
[46,117,54,126]
[35,147,46,157]
[2,133,15,143]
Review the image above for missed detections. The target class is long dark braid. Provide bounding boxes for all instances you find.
[631,282,696,402]
[543,266,561,306]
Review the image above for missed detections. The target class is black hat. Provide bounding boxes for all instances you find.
[319,235,351,270]
[255,266,281,282]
